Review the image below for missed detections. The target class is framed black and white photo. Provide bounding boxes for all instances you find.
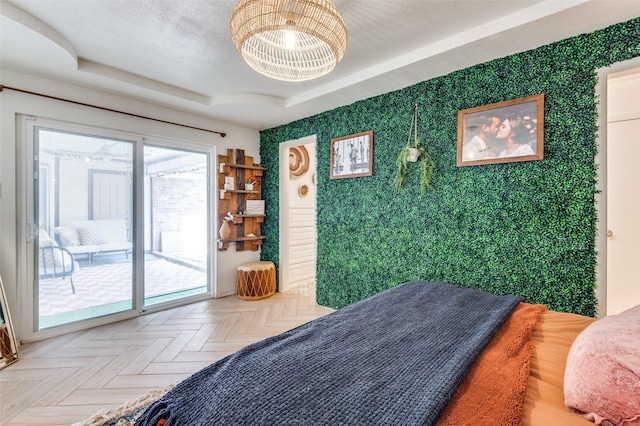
[330,131,373,179]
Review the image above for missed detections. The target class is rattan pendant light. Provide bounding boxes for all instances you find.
[230,0,347,82]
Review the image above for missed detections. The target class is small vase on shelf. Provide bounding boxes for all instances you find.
[219,220,231,239]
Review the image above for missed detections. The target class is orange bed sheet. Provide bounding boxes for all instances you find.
[521,309,596,425]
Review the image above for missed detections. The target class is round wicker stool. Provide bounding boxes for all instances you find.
[236,261,276,300]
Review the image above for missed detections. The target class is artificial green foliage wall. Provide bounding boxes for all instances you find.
[260,18,640,317]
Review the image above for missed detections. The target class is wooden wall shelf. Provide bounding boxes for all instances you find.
[217,149,266,251]
[219,236,267,243]
[219,163,267,171]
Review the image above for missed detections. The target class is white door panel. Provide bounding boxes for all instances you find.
[280,138,317,294]
[290,209,315,226]
[291,264,316,276]
[92,172,130,220]
[289,246,316,263]
[607,118,640,314]
[291,228,316,245]
[289,207,316,286]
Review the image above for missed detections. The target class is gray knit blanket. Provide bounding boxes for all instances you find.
[137,281,522,426]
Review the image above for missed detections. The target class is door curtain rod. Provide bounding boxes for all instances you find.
[0,85,227,137]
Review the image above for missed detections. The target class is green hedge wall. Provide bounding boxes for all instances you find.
[260,18,640,317]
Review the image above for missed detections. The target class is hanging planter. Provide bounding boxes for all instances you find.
[394,104,435,193]
[406,147,421,162]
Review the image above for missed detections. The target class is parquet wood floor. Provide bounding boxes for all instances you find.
[0,292,334,426]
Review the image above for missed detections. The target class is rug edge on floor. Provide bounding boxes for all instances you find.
[73,384,175,426]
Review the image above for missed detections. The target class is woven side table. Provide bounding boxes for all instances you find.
[236,261,276,300]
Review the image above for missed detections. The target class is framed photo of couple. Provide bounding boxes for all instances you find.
[457,94,544,167]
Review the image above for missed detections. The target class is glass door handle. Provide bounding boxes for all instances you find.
[26,222,38,243]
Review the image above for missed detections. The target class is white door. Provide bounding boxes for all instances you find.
[606,69,640,315]
[92,171,131,221]
[280,137,317,295]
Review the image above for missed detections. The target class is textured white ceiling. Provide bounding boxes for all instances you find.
[1,0,639,130]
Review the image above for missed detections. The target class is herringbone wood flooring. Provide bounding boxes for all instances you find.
[0,292,334,426]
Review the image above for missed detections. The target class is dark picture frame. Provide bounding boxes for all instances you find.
[330,130,373,179]
[457,94,544,167]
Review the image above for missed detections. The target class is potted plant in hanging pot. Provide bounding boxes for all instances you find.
[394,105,435,193]
[406,146,421,162]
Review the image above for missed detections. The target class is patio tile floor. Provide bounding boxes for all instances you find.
[38,256,207,318]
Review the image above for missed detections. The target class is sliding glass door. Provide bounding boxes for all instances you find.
[142,145,209,307]
[26,118,213,334]
[34,127,135,329]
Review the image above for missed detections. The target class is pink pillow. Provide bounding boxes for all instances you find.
[564,304,640,425]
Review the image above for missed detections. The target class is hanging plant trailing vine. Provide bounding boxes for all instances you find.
[394,104,435,193]
[418,146,434,192]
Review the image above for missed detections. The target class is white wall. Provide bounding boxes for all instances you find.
[0,68,262,341]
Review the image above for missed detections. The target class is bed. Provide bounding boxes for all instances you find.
[135,281,639,426]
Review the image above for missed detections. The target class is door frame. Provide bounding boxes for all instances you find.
[279,135,317,294]
[595,56,640,318]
